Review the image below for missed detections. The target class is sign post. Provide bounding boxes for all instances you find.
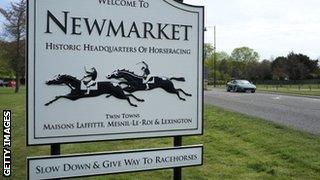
[172,1,183,179]
[50,144,60,156]
[174,136,182,180]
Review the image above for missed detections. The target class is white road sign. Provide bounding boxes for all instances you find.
[28,145,203,179]
[28,0,203,145]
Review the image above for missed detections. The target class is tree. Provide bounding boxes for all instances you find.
[204,51,230,82]
[272,56,288,80]
[245,61,259,80]
[0,41,14,78]
[204,43,214,59]
[229,47,260,80]
[231,47,259,63]
[287,52,319,80]
[257,60,272,80]
[204,54,215,81]
[217,51,229,61]
[271,52,319,80]
[0,0,26,92]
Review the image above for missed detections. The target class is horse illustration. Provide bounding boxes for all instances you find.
[45,74,144,107]
[107,69,192,101]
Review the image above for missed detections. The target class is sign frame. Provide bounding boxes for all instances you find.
[26,0,204,146]
[27,145,203,179]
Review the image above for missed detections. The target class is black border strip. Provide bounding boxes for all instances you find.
[27,0,204,145]
[27,145,203,180]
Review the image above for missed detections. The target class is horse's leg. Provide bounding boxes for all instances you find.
[175,91,186,101]
[126,97,138,107]
[45,95,67,106]
[45,93,82,106]
[126,94,144,102]
[161,83,186,101]
[108,86,138,107]
[177,88,192,96]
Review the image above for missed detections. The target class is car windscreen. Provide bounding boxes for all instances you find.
[237,80,250,84]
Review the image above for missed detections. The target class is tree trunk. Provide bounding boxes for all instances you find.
[14,12,21,93]
[15,71,20,93]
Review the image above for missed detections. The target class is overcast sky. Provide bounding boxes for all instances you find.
[1,0,319,60]
[185,0,320,60]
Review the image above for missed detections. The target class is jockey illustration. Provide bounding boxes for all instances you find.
[138,61,153,84]
[82,67,97,94]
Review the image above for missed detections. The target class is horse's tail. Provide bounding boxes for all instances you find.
[170,77,185,82]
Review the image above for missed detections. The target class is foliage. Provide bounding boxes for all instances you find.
[0,40,24,77]
[271,52,319,80]
[256,60,273,80]
[204,43,214,59]
[205,47,263,81]
[0,0,26,92]
[204,51,230,80]
[204,45,319,82]
[231,47,259,63]
[0,44,14,78]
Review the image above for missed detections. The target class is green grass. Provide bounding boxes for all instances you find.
[0,87,319,179]
[257,84,320,96]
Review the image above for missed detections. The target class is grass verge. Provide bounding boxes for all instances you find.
[0,88,319,179]
[256,84,320,97]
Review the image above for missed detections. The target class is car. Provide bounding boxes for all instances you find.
[0,79,10,87]
[226,80,256,93]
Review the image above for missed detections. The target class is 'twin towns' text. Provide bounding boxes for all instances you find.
[45,11,193,41]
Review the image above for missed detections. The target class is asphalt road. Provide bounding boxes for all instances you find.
[205,88,320,134]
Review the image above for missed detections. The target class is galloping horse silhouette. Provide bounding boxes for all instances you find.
[107,69,192,101]
[45,74,144,107]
